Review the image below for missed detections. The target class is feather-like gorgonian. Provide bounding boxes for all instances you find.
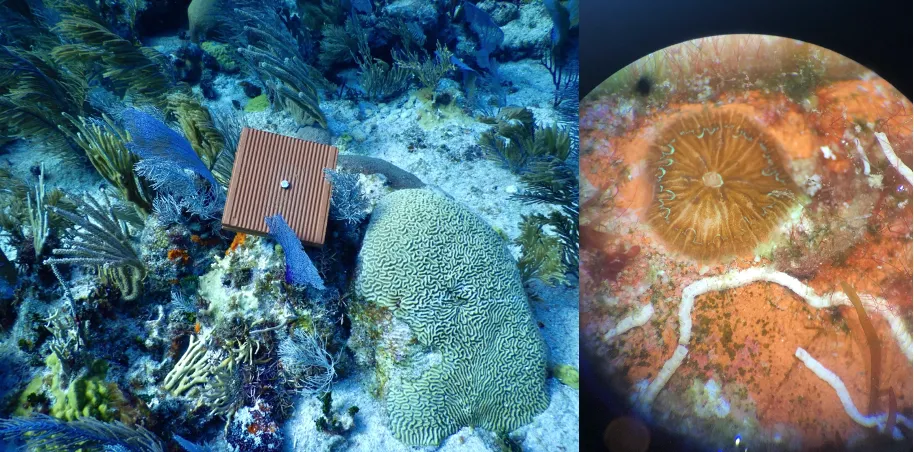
[647,108,798,261]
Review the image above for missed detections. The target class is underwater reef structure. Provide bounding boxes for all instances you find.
[647,108,799,262]
[581,34,912,451]
[0,0,579,450]
[352,189,549,445]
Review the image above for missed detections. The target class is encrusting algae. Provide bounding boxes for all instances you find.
[581,34,912,450]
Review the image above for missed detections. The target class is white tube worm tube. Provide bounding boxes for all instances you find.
[795,347,912,439]
[605,302,654,340]
[875,132,913,185]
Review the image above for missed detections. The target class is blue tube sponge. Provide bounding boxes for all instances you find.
[265,214,325,290]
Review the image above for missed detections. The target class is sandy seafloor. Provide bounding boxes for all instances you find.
[283,281,579,452]
[0,36,579,452]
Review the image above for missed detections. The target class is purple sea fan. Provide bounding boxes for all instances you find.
[265,214,325,290]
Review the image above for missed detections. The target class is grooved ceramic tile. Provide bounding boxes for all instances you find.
[222,128,337,246]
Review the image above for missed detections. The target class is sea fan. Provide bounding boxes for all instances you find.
[121,109,224,224]
[121,109,217,186]
[463,1,503,70]
[0,415,164,452]
[265,214,325,290]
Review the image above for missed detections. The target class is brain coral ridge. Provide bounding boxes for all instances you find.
[355,188,549,445]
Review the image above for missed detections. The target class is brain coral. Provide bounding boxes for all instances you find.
[355,189,548,445]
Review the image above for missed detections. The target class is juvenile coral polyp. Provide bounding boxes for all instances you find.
[647,109,798,261]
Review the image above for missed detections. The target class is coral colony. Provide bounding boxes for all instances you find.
[646,109,799,262]
[0,0,580,451]
[581,35,912,450]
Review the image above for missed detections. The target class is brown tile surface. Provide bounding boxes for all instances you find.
[222,127,338,246]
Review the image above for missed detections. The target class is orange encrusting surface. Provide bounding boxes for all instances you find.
[595,250,912,448]
[227,232,247,256]
[581,74,913,448]
[814,79,914,148]
[167,248,189,264]
[589,205,913,447]
[582,80,912,200]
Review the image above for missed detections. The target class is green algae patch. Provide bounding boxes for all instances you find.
[245,94,270,113]
[201,41,239,73]
[552,364,579,389]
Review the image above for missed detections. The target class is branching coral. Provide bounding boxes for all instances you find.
[51,7,176,107]
[514,158,579,275]
[515,215,568,288]
[278,329,337,396]
[323,169,369,224]
[26,163,49,258]
[0,45,87,156]
[236,9,328,128]
[318,15,368,69]
[542,45,579,109]
[484,109,578,276]
[164,334,259,423]
[45,192,146,301]
[61,113,155,215]
[355,46,410,102]
[387,18,426,52]
[0,1,58,51]
[163,334,210,398]
[479,107,571,174]
[167,93,226,178]
[201,351,246,419]
[394,41,455,91]
[42,307,88,385]
[236,46,327,128]
[210,109,246,187]
[0,168,30,246]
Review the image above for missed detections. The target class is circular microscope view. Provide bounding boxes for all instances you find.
[580,35,912,451]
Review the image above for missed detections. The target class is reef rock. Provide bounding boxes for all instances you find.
[499,1,552,61]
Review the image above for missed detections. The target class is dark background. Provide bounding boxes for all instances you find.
[578,1,912,451]
[580,0,913,100]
